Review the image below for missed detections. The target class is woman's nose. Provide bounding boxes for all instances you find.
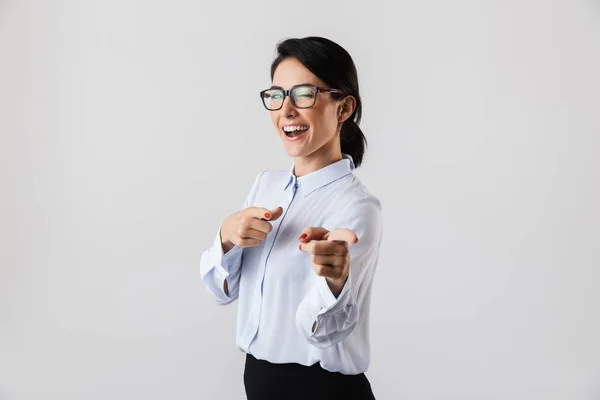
[280,96,297,117]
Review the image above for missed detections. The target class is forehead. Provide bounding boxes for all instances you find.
[272,58,326,88]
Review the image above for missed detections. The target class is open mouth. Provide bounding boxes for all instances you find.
[282,125,309,138]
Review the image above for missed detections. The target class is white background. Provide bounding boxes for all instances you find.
[1,0,599,399]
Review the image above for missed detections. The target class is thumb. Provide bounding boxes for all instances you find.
[264,206,284,221]
[324,228,358,244]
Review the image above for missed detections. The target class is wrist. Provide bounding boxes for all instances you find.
[219,229,234,253]
[325,276,347,298]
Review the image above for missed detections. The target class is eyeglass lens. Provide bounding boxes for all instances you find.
[262,86,316,110]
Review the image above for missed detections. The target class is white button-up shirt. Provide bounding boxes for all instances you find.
[199,154,383,375]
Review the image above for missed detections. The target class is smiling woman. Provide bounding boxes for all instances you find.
[199,36,381,400]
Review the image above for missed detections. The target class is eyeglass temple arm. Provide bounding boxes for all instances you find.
[317,87,346,95]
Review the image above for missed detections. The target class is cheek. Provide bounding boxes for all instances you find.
[310,109,337,135]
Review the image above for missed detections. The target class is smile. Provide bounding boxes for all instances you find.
[282,125,309,140]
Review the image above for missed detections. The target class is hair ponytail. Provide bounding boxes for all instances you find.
[340,119,367,167]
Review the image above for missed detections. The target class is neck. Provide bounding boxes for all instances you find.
[293,137,342,177]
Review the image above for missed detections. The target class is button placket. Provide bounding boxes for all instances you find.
[243,178,299,349]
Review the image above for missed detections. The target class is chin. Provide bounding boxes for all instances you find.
[283,146,305,158]
[279,136,305,158]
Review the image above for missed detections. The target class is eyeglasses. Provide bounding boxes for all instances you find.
[259,84,347,111]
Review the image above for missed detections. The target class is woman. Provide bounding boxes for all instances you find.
[200,36,382,399]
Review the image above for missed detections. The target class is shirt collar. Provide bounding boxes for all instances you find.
[283,153,355,196]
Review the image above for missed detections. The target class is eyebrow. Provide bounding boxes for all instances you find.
[269,83,315,90]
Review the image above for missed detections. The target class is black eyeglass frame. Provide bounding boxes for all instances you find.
[259,84,347,111]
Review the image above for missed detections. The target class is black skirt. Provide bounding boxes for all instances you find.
[243,352,376,400]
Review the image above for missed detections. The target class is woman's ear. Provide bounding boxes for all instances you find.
[338,96,356,123]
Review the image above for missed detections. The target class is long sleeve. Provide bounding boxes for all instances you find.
[295,195,383,348]
[199,228,244,305]
[199,171,264,305]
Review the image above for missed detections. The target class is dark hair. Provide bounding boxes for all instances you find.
[270,36,367,167]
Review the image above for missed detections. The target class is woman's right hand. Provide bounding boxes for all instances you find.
[220,206,284,253]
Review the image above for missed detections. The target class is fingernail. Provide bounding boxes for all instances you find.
[299,233,308,240]
[264,213,270,219]
[298,244,302,251]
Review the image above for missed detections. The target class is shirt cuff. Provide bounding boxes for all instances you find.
[203,227,243,280]
[317,276,350,309]
[304,275,352,337]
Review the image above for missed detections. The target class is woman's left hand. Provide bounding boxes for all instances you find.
[298,227,358,297]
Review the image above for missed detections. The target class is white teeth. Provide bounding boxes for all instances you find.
[283,125,309,132]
